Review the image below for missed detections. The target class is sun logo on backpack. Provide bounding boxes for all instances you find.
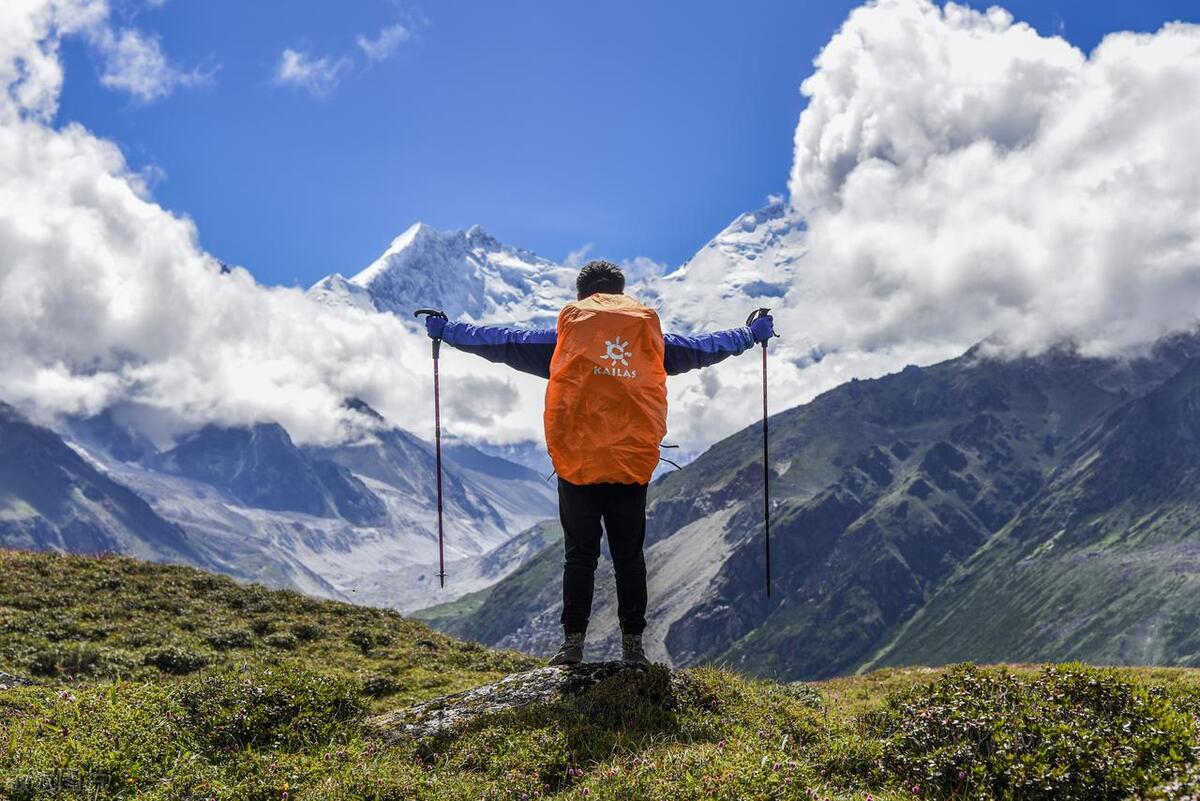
[603,337,631,367]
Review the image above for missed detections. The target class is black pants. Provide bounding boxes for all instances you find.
[557,478,648,636]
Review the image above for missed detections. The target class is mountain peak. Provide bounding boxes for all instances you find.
[465,224,498,247]
[308,222,574,325]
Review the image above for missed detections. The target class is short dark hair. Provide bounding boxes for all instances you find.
[576,260,625,299]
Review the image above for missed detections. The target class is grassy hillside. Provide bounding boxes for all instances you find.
[8,552,1200,799]
[0,550,536,707]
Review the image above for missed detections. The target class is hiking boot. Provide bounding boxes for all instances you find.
[621,633,650,666]
[548,631,585,666]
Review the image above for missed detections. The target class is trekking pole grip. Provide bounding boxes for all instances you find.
[746,307,775,350]
[414,308,448,359]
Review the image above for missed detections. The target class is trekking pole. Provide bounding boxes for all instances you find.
[414,308,449,588]
[747,308,775,597]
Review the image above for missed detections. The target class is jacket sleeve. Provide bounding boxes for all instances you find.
[441,322,557,378]
[663,327,756,375]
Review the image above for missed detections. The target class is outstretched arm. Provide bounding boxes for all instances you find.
[663,314,774,375]
[663,327,756,375]
[441,322,557,378]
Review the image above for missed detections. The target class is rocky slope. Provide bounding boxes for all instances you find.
[0,402,204,567]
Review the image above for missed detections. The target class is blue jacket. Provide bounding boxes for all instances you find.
[441,321,756,378]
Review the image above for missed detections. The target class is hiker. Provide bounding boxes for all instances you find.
[423,260,775,666]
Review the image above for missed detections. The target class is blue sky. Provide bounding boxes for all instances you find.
[56,0,1200,288]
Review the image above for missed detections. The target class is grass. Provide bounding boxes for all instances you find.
[5,550,1200,799]
[0,549,536,708]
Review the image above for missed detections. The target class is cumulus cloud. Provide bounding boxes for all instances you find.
[445,376,520,426]
[646,0,1200,453]
[1,0,206,108]
[0,1,502,446]
[357,23,411,62]
[273,48,350,98]
[0,0,106,121]
[0,110,435,443]
[786,0,1200,359]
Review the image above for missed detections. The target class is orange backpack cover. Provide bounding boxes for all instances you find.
[544,293,667,485]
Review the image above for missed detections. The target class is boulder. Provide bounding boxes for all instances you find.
[368,661,666,741]
[0,671,32,690]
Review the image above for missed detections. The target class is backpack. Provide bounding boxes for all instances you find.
[544,293,667,485]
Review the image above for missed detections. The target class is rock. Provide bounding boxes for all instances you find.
[367,661,664,741]
[0,671,33,690]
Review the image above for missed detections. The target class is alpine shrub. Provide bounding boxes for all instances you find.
[30,643,135,678]
[361,672,400,698]
[263,631,298,650]
[348,627,391,654]
[291,621,323,642]
[864,663,1197,801]
[204,627,253,651]
[177,666,364,750]
[142,644,210,675]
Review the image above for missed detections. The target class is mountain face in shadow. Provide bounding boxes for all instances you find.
[155,423,389,527]
[0,403,201,565]
[0,399,556,612]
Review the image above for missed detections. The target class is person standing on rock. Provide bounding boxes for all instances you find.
[423,260,775,665]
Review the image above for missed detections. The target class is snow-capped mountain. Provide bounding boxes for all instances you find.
[640,199,807,333]
[306,207,813,469]
[310,222,577,327]
[310,208,807,336]
[36,402,559,612]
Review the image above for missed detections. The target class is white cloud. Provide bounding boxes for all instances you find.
[563,249,668,284]
[356,23,411,62]
[641,0,1200,454]
[620,255,667,284]
[783,0,1200,360]
[0,0,206,107]
[0,0,106,122]
[89,26,209,102]
[0,2,455,445]
[563,242,592,268]
[273,48,351,98]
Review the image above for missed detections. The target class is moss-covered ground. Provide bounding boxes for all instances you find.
[5,550,1200,800]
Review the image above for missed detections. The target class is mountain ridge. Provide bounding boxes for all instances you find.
[0,397,556,613]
